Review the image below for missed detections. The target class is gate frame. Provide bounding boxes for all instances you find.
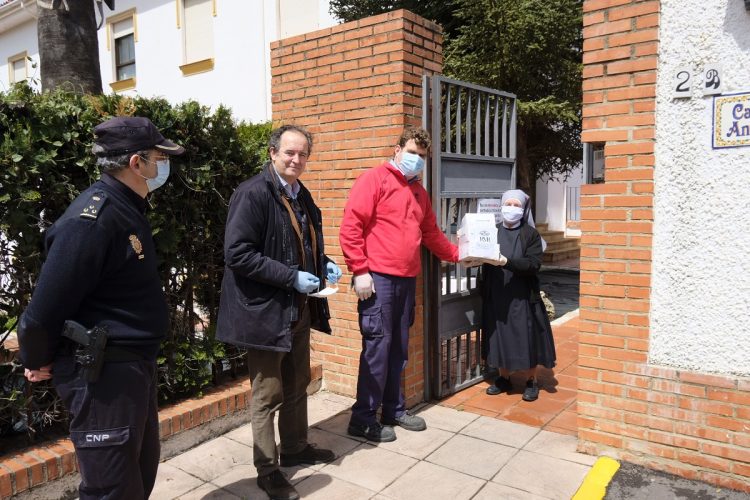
[421,74,518,400]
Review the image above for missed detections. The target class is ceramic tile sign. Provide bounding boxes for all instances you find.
[702,65,723,96]
[713,91,750,149]
[673,67,692,99]
[477,198,502,225]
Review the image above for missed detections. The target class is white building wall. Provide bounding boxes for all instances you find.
[0,0,337,123]
[0,18,39,92]
[535,165,583,233]
[651,0,750,375]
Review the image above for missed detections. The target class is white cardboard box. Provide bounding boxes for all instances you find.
[457,213,499,261]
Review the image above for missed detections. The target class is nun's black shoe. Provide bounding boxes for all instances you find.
[523,379,539,401]
[486,376,512,395]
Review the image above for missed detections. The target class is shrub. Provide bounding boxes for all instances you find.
[0,82,271,442]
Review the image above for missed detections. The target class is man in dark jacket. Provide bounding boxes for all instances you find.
[18,116,184,499]
[217,125,341,500]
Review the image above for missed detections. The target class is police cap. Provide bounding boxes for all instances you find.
[93,116,185,156]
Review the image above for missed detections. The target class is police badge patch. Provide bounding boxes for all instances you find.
[129,235,144,260]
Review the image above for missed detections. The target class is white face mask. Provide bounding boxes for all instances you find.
[501,205,524,224]
[139,158,170,192]
[398,152,425,178]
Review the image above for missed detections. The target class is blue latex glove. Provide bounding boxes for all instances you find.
[294,271,320,293]
[326,261,342,284]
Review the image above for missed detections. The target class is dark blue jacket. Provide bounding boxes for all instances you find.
[18,174,168,369]
[217,163,331,351]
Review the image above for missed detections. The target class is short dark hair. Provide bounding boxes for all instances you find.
[398,127,431,150]
[269,125,313,154]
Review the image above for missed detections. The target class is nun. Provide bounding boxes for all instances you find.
[480,189,556,401]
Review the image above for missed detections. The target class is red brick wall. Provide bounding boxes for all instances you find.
[580,0,750,491]
[270,10,443,403]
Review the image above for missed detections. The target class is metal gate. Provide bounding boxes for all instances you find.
[421,75,517,399]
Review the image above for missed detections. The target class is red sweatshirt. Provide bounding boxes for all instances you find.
[340,162,458,278]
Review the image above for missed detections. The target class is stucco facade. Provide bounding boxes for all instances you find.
[650,0,750,376]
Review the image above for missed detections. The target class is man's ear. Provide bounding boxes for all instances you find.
[128,154,142,171]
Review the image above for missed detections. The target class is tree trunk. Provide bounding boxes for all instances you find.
[37,0,102,94]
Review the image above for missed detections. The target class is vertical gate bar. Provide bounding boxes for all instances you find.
[456,87,462,155]
[475,92,481,156]
[456,334,463,387]
[445,338,452,393]
[444,84,452,154]
[493,97,500,157]
[475,329,482,377]
[484,94,492,156]
[466,90,472,155]
[510,98,517,159]
[465,331,472,381]
[501,97,508,158]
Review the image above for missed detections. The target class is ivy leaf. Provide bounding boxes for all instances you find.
[12,154,22,162]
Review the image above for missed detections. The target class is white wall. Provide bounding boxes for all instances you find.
[0,18,40,92]
[0,0,337,123]
[650,0,750,376]
[535,165,583,233]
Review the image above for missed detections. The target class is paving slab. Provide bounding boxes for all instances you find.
[204,464,266,498]
[380,460,485,500]
[523,430,597,466]
[320,442,418,492]
[460,415,540,449]
[425,433,517,480]
[165,436,252,482]
[149,463,204,500]
[374,425,454,460]
[472,481,553,500]
[304,427,363,468]
[414,403,479,433]
[295,472,378,499]
[492,450,590,499]
[175,481,241,500]
[222,422,253,446]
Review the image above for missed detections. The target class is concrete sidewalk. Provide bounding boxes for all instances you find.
[151,391,596,500]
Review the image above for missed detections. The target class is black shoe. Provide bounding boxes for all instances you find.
[382,411,426,431]
[486,376,511,396]
[280,444,336,467]
[257,470,299,500]
[347,421,397,442]
[522,378,539,402]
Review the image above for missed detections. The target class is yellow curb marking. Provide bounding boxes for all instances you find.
[572,457,620,500]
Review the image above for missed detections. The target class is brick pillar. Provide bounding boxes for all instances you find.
[270,10,443,403]
[580,1,750,492]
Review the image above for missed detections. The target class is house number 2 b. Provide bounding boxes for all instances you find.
[673,66,724,99]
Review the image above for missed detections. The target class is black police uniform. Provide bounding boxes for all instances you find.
[18,173,168,499]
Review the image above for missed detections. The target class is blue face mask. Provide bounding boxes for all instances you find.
[140,159,170,192]
[399,152,425,178]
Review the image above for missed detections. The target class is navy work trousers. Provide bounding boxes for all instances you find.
[53,356,160,499]
[351,272,416,426]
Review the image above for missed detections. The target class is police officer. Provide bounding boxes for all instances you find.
[18,116,184,499]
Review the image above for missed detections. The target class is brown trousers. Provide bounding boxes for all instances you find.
[247,305,311,477]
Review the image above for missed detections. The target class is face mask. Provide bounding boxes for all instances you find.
[501,205,524,224]
[140,159,170,192]
[399,152,425,178]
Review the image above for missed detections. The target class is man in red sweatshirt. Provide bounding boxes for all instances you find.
[339,127,458,442]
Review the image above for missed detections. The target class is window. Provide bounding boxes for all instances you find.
[179,0,215,75]
[8,52,28,83]
[583,143,605,184]
[107,9,137,91]
[114,19,135,81]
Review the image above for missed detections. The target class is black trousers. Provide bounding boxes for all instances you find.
[53,355,160,499]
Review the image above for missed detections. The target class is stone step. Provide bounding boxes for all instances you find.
[543,248,580,263]
[545,239,580,252]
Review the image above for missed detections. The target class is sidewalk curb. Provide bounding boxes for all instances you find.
[572,456,621,500]
[0,363,322,499]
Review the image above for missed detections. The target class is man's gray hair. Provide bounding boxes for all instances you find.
[92,144,150,174]
[268,125,313,154]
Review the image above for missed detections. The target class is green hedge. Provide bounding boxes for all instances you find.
[0,82,271,443]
